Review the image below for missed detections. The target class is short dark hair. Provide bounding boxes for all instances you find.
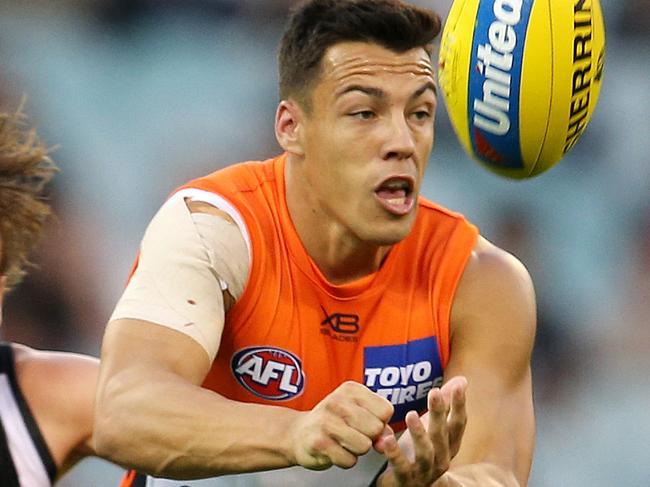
[0,107,56,289]
[278,0,442,109]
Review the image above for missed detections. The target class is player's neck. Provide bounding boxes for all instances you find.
[285,159,390,285]
[304,232,391,285]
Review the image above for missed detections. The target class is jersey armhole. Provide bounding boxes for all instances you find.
[172,188,252,261]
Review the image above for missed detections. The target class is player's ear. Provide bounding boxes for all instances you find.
[275,100,305,156]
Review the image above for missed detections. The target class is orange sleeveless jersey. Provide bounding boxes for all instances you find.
[175,153,478,429]
[119,154,478,487]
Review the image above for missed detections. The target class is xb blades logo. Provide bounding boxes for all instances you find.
[320,306,360,342]
[321,306,360,333]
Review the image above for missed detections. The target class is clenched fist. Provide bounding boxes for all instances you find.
[290,381,394,470]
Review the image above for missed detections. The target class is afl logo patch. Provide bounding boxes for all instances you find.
[231,346,305,401]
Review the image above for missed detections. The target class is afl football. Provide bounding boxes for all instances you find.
[438,0,606,179]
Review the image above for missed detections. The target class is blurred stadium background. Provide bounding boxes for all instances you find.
[0,0,648,485]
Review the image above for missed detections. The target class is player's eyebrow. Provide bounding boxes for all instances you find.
[336,85,387,99]
[411,81,437,99]
[336,82,437,100]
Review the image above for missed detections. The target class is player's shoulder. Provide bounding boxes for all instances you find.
[453,236,536,327]
[183,155,283,196]
[463,236,533,290]
[10,343,98,462]
[11,344,99,403]
[414,198,478,243]
[12,344,98,433]
[417,197,472,223]
[11,343,98,369]
[448,237,536,375]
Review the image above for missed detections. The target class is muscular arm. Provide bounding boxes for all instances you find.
[12,344,98,477]
[96,321,391,479]
[94,319,301,479]
[93,196,300,478]
[442,236,535,486]
[380,236,535,487]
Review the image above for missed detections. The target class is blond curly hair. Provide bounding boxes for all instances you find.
[0,106,57,289]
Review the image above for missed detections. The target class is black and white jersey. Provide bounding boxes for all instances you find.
[0,342,56,487]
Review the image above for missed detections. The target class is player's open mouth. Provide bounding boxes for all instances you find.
[374,176,415,216]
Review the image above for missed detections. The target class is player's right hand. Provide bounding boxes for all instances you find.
[290,381,394,470]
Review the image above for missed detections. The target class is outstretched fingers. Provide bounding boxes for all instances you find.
[442,377,468,458]
[383,433,412,484]
[427,387,450,478]
[378,377,470,487]
[406,410,434,477]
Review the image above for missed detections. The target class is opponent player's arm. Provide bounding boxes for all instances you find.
[379,236,535,486]
[12,344,98,477]
[94,197,393,479]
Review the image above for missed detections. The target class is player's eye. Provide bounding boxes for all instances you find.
[411,110,432,121]
[350,110,376,120]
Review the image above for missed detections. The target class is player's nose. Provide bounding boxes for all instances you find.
[381,114,416,161]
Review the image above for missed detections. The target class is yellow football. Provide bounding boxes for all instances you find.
[438,0,606,179]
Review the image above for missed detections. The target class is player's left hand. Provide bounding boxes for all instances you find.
[375,376,468,487]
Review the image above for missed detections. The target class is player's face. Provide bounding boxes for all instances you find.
[301,42,436,245]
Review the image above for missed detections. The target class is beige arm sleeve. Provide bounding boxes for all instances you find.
[110,193,250,362]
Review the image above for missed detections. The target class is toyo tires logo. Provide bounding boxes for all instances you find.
[364,337,443,424]
[468,0,533,168]
[231,346,305,401]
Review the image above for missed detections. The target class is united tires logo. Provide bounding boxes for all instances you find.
[231,346,305,401]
